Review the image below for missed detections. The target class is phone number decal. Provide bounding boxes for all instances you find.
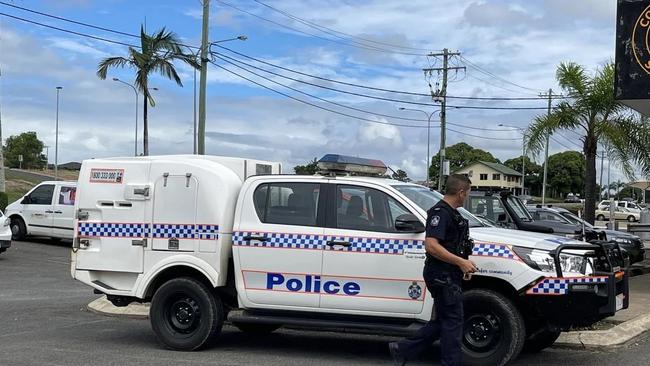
[89,168,124,184]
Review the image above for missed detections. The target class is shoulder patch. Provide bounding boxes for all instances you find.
[430,216,440,226]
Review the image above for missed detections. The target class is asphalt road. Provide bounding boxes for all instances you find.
[1,240,649,366]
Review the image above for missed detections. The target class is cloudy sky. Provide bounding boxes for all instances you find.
[0,0,622,180]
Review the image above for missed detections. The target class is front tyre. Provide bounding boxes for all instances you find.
[462,289,525,366]
[627,215,636,222]
[10,217,26,241]
[150,277,223,351]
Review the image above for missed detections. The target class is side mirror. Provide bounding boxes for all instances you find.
[497,213,507,222]
[21,195,31,204]
[395,214,425,233]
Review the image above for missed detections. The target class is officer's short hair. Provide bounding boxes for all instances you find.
[445,174,472,195]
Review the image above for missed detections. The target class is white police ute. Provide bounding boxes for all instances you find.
[71,154,629,366]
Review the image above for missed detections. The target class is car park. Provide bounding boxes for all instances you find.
[530,205,645,264]
[5,181,77,241]
[0,210,12,254]
[71,154,629,366]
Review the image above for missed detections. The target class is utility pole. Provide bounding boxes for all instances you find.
[55,86,63,180]
[540,88,555,204]
[423,49,465,191]
[599,150,604,200]
[0,67,5,193]
[197,0,210,155]
[607,153,611,200]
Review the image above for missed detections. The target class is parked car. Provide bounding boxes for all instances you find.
[598,200,642,213]
[595,207,640,222]
[530,205,645,264]
[5,181,77,241]
[0,210,12,254]
[564,194,582,203]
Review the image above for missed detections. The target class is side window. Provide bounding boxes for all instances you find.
[618,202,626,208]
[28,184,55,205]
[336,185,411,233]
[58,186,77,205]
[253,182,320,226]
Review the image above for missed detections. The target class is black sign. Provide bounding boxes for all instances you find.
[615,0,650,100]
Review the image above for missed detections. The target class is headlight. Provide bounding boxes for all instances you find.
[2,218,9,227]
[512,247,594,276]
[612,237,632,245]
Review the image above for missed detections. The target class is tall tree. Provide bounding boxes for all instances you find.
[391,169,410,182]
[526,62,650,223]
[429,142,499,187]
[97,26,199,155]
[294,158,319,175]
[3,132,47,169]
[545,151,585,198]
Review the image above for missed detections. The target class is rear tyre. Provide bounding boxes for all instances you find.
[462,289,526,366]
[234,322,281,334]
[10,217,26,241]
[150,277,223,351]
[596,214,606,221]
[523,329,561,353]
[627,215,636,222]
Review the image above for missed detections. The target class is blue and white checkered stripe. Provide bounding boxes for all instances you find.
[472,243,517,259]
[78,222,219,240]
[233,231,323,249]
[232,231,424,254]
[78,222,150,238]
[528,277,608,295]
[325,236,423,254]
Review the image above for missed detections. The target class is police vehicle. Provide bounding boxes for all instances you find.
[71,154,629,366]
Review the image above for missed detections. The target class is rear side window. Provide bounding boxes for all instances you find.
[29,184,55,205]
[253,182,320,226]
[58,186,77,205]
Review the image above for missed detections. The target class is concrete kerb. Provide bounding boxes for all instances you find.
[556,313,650,349]
[87,295,650,349]
[87,296,149,320]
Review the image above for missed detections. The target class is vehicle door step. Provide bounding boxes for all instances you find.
[227,309,425,336]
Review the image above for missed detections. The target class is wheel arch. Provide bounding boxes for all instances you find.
[463,275,519,302]
[139,260,220,301]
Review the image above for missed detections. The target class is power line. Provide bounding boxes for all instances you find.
[215,0,426,56]
[0,12,140,48]
[461,56,541,94]
[213,51,548,116]
[252,0,433,52]
[212,54,516,132]
[215,46,550,110]
[211,60,521,140]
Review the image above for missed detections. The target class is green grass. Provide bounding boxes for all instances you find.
[6,169,46,184]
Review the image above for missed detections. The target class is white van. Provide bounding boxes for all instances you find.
[6,181,77,241]
[71,155,628,366]
[598,200,642,213]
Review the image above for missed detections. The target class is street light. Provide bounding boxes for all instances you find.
[55,86,63,180]
[498,124,527,196]
[113,78,139,156]
[195,35,247,155]
[399,107,439,187]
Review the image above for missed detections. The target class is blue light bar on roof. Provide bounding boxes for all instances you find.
[317,154,387,175]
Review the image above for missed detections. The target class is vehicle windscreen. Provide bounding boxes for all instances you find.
[562,212,594,229]
[393,185,484,227]
[506,196,533,222]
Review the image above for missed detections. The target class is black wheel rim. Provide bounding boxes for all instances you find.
[11,224,20,236]
[463,313,502,356]
[165,295,202,335]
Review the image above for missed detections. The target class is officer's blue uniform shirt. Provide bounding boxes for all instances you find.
[425,199,463,276]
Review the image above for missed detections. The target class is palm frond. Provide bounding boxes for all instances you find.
[96,56,132,79]
[556,62,589,96]
[152,59,183,86]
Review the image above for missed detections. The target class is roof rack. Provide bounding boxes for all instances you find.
[317,154,387,177]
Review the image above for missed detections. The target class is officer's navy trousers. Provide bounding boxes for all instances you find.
[396,270,464,366]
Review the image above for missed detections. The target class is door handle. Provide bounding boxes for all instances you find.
[44,210,54,214]
[242,235,267,242]
[54,211,63,214]
[327,240,352,247]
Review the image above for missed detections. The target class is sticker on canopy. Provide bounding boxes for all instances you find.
[90,168,124,184]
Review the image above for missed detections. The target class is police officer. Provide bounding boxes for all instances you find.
[389,174,477,366]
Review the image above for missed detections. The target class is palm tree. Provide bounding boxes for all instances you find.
[97,26,199,155]
[526,62,650,223]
